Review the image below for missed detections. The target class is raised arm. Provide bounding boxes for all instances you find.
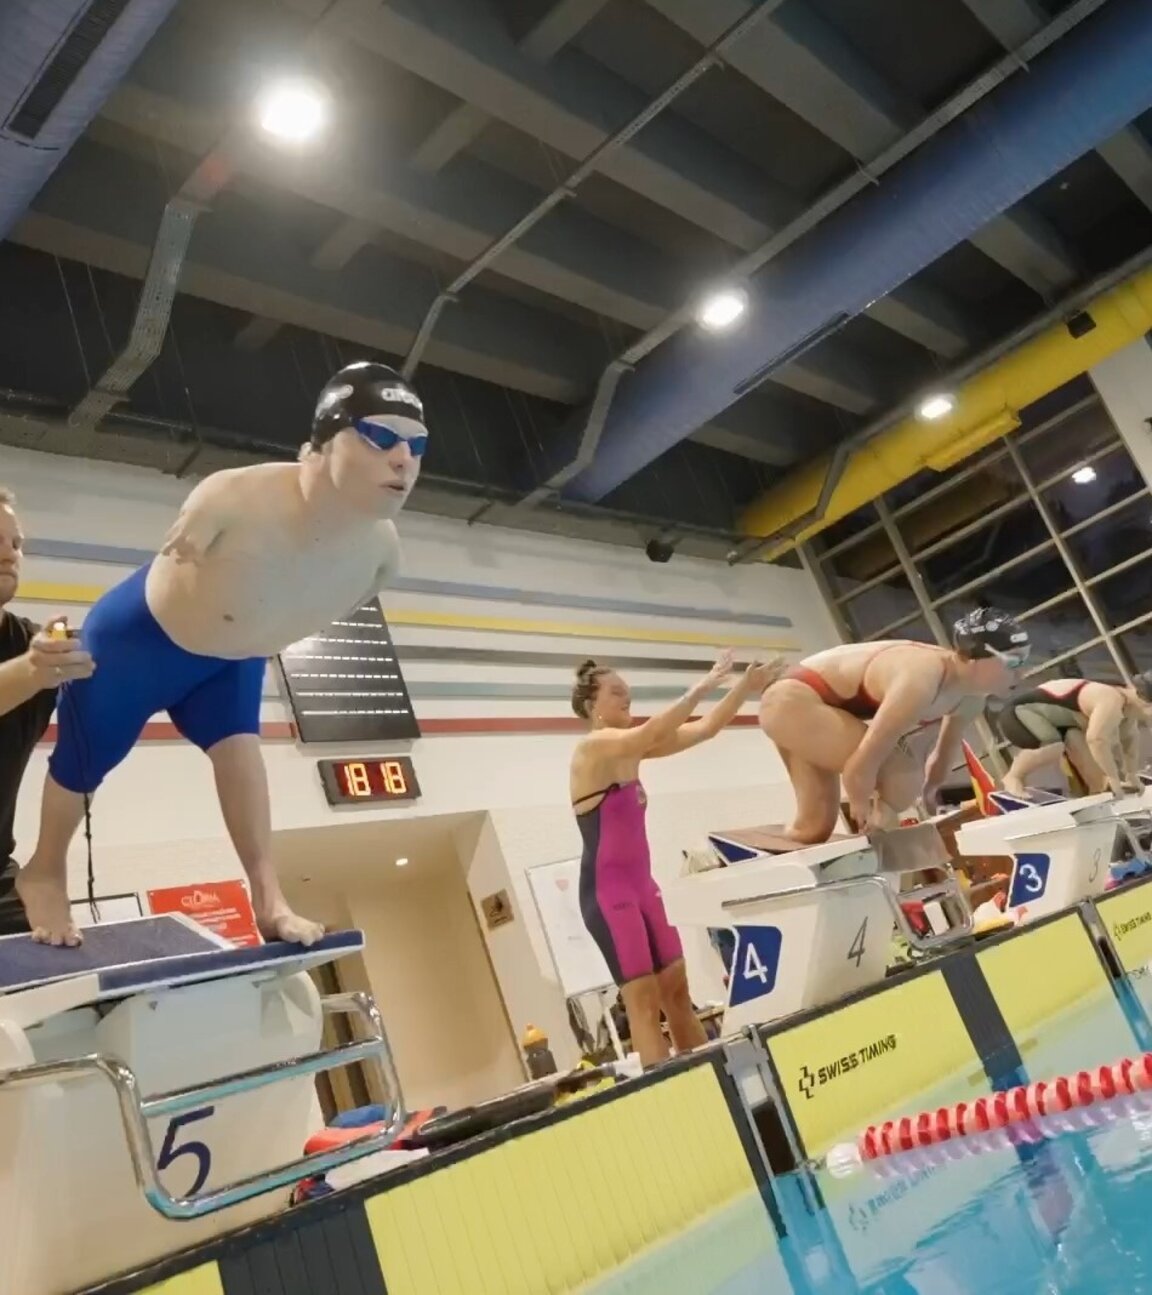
[842,660,947,828]
[586,649,736,759]
[647,657,785,758]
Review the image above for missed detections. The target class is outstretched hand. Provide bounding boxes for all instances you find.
[743,656,787,694]
[705,647,737,688]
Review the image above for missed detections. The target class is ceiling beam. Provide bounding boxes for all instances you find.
[19,135,811,468]
[94,70,882,412]
[313,0,614,283]
[645,0,1078,302]
[412,0,611,175]
[289,0,801,247]
[961,0,1152,216]
[20,140,610,402]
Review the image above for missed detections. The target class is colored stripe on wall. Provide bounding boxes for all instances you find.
[36,713,762,745]
[17,582,793,650]
[23,538,793,628]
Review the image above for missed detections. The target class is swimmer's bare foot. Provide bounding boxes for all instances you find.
[14,868,81,947]
[256,904,325,947]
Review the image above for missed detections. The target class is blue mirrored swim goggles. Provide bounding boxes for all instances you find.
[354,417,427,457]
[989,643,1031,670]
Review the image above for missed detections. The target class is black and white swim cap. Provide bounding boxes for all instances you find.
[311,362,425,448]
[952,607,1030,660]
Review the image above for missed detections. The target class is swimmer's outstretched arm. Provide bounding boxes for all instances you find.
[922,699,984,809]
[587,649,736,757]
[1084,690,1126,795]
[159,470,239,563]
[648,657,785,758]
[1119,716,1143,788]
[843,665,945,828]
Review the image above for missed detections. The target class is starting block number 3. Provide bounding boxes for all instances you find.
[1008,852,1051,909]
[157,1106,215,1196]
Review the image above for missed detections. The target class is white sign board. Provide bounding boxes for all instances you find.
[525,857,615,998]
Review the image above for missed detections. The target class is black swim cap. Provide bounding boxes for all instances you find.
[311,362,425,448]
[952,607,1030,660]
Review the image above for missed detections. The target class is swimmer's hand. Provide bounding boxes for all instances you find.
[706,648,737,687]
[743,656,786,694]
[27,619,95,689]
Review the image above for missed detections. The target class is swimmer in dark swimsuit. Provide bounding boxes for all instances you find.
[570,650,783,1068]
[758,609,1029,843]
[999,674,1152,798]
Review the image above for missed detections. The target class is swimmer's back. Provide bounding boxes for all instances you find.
[773,640,956,723]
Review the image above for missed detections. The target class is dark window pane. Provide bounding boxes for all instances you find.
[1059,489,1152,579]
[820,502,881,553]
[825,534,899,599]
[1088,550,1152,630]
[896,450,1022,563]
[1017,399,1119,485]
[840,574,918,639]
[924,527,1060,606]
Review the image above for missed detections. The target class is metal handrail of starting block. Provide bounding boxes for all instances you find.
[721,872,974,955]
[0,990,406,1220]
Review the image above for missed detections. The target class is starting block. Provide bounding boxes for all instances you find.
[0,915,405,1295]
[954,791,1120,921]
[665,820,973,1033]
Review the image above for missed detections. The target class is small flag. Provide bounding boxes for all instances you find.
[962,740,1001,817]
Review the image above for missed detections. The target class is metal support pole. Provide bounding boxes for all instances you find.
[874,497,1006,775]
[798,540,852,644]
[1003,438,1130,681]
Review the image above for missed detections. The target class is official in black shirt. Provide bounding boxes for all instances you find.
[0,487,95,932]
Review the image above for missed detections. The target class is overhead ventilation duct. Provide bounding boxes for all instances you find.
[740,265,1152,558]
[0,0,179,242]
[557,0,1152,503]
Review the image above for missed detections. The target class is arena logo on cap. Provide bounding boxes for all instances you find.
[376,384,423,413]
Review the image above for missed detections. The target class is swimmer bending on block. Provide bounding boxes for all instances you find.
[570,651,783,1068]
[998,674,1152,799]
[759,608,1029,842]
[18,361,426,948]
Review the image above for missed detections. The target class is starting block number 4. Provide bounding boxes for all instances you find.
[730,926,783,1006]
[1008,853,1051,909]
[157,1106,215,1196]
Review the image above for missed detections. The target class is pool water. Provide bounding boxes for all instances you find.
[590,970,1152,1295]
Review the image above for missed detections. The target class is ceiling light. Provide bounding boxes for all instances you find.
[395,856,409,868]
[256,78,329,144]
[1071,465,1097,485]
[916,393,956,422]
[696,287,748,332]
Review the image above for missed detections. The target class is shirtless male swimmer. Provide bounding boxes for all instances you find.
[759,608,1030,842]
[17,361,425,947]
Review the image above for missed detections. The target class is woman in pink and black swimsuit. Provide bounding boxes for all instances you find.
[570,651,780,1068]
[758,609,1029,843]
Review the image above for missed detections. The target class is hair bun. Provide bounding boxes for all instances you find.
[577,658,598,680]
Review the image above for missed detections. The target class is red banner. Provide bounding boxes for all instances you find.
[147,880,261,948]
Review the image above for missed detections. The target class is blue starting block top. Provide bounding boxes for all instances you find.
[0,916,364,1000]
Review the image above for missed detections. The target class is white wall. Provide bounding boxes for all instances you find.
[2,445,838,1072]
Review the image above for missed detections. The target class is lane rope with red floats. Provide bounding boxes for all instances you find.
[825,1052,1152,1178]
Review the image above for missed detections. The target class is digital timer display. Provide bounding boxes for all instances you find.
[318,756,421,806]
